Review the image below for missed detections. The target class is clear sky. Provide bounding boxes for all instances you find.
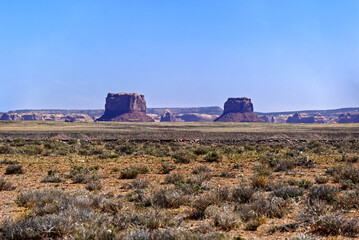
[0,0,358,112]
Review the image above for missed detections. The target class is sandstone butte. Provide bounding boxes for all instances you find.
[96,92,154,122]
[214,97,265,122]
[160,109,176,122]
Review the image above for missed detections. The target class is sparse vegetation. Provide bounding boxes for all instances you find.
[0,177,15,191]
[5,164,25,174]
[0,126,358,239]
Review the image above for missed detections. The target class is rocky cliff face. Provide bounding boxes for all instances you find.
[286,113,327,124]
[0,113,93,122]
[160,109,176,122]
[97,92,154,122]
[223,97,253,114]
[215,97,264,122]
[337,113,359,123]
[260,115,288,123]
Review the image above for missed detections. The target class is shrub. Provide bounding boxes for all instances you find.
[189,194,215,219]
[273,186,303,200]
[172,150,196,164]
[130,179,150,190]
[116,143,136,155]
[214,186,232,202]
[299,198,333,224]
[16,189,122,216]
[0,215,72,239]
[296,179,313,189]
[313,213,359,237]
[253,164,272,176]
[192,164,211,174]
[0,177,15,191]
[336,154,359,163]
[5,164,25,174]
[23,145,43,155]
[151,187,186,208]
[251,175,268,189]
[334,190,359,210]
[0,145,14,154]
[308,185,338,202]
[315,175,329,184]
[134,164,150,174]
[119,165,148,179]
[176,175,208,195]
[139,210,173,230]
[11,138,26,147]
[164,173,185,184]
[204,151,222,162]
[111,167,120,172]
[326,165,359,186]
[85,178,102,191]
[219,169,236,178]
[232,185,256,203]
[160,162,176,174]
[290,233,317,240]
[120,168,139,179]
[125,228,226,240]
[68,165,97,183]
[41,169,64,183]
[295,156,315,168]
[245,219,262,231]
[273,158,295,172]
[270,223,299,234]
[194,146,211,155]
[2,189,123,239]
[237,195,290,220]
[213,211,240,231]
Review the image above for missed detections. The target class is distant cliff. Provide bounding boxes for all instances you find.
[147,106,223,115]
[9,106,224,117]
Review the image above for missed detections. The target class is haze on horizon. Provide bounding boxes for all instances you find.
[0,0,358,113]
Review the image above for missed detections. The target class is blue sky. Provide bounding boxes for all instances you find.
[0,0,358,112]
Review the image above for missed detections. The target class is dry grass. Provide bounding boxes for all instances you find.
[0,123,358,239]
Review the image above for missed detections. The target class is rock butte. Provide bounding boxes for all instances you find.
[215,97,265,122]
[160,109,176,122]
[96,92,154,122]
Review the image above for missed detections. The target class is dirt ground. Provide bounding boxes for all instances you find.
[0,122,358,239]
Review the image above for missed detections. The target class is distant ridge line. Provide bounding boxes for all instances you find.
[5,106,359,118]
[255,107,359,117]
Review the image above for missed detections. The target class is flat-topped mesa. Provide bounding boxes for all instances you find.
[104,93,146,117]
[223,97,254,114]
[97,92,154,122]
[215,97,265,122]
[337,112,359,123]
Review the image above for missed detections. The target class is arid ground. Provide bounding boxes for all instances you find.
[0,122,358,239]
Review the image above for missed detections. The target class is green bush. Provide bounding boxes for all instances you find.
[172,150,196,164]
[204,151,222,162]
